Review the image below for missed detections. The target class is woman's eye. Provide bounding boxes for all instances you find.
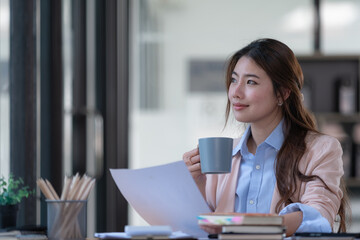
[231,77,237,83]
[247,80,257,85]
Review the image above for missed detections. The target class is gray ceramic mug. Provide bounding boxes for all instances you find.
[198,137,233,174]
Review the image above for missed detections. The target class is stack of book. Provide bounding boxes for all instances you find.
[198,212,286,240]
[292,232,360,240]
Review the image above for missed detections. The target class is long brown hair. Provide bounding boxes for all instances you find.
[225,38,349,232]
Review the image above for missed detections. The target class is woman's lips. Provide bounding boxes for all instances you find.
[233,103,249,111]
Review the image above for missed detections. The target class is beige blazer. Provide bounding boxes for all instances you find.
[198,133,343,228]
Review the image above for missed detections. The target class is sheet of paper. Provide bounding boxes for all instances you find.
[110,161,211,238]
[94,231,191,239]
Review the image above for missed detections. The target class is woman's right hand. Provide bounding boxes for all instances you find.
[183,147,205,183]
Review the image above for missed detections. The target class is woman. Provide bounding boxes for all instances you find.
[183,38,349,236]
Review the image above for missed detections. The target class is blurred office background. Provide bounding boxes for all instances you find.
[0,0,359,235]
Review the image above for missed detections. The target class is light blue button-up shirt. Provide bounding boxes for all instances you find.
[233,120,332,232]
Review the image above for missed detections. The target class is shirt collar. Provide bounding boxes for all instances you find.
[232,119,285,156]
[264,119,285,151]
[232,124,251,156]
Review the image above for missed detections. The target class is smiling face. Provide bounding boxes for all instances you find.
[228,56,283,126]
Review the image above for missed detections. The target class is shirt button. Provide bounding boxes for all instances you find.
[255,165,261,170]
[249,200,254,205]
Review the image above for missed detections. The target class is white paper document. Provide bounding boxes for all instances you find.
[110,160,211,238]
[94,231,190,239]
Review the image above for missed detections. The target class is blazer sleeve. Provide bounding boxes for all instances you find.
[297,134,344,227]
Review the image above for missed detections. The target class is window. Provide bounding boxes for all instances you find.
[0,0,10,179]
[322,0,360,54]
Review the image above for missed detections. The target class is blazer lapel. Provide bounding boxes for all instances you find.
[215,154,241,212]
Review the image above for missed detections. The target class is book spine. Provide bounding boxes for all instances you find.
[198,216,244,225]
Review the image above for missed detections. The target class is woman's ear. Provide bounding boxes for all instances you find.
[283,88,291,100]
[277,88,291,102]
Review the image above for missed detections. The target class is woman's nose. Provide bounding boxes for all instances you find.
[232,83,244,98]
